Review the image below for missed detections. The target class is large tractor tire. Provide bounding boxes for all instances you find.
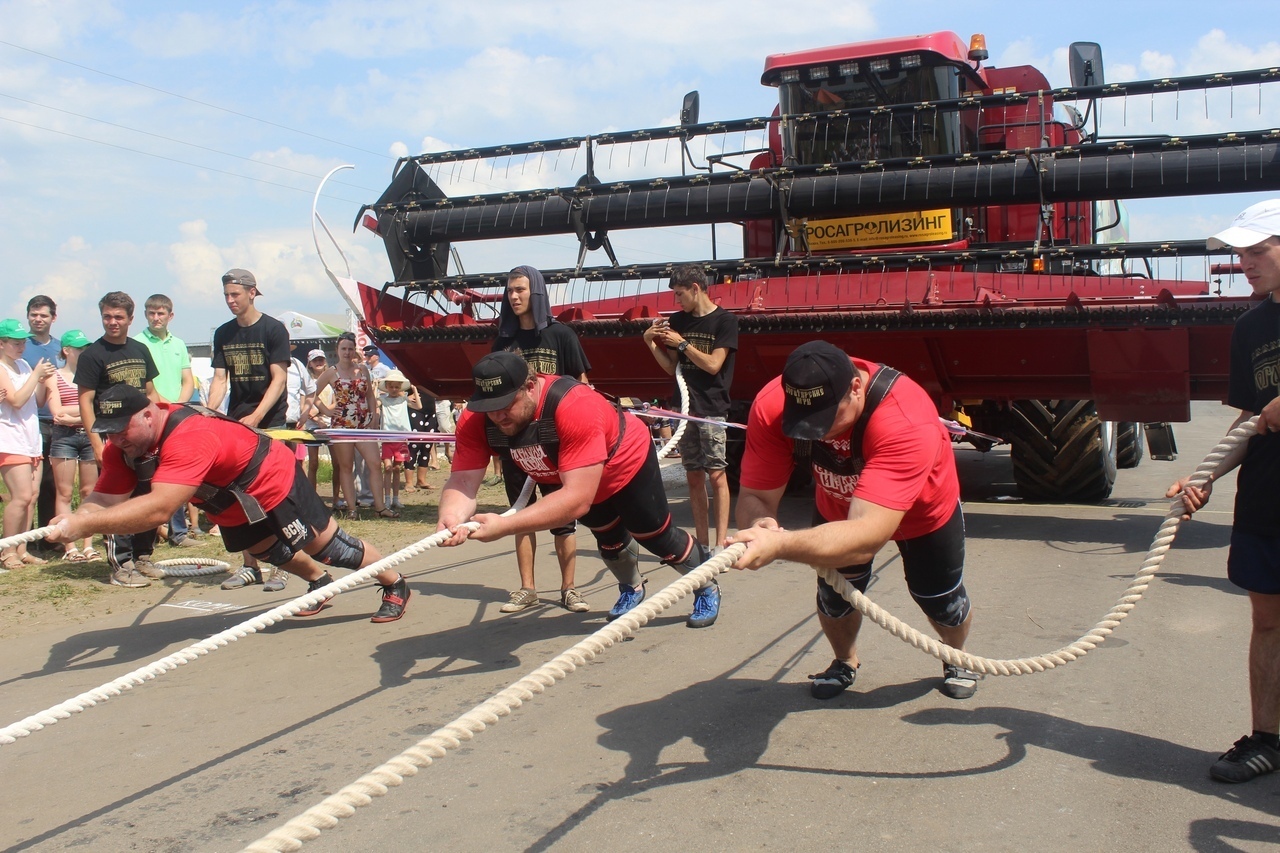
[1009,400,1118,502]
[1117,422,1145,469]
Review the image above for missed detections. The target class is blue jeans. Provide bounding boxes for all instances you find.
[169,505,190,544]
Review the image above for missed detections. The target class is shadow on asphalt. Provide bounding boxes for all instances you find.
[964,511,1231,553]
[527,675,968,853]
[902,706,1280,821]
[6,684,387,851]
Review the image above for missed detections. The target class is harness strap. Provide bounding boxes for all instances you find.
[128,405,274,524]
[485,376,626,470]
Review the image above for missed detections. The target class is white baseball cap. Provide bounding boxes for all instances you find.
[307,349,327,362]
[1207,199,1280,250]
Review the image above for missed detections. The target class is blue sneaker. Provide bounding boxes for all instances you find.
[607,581,646,621]
[687,582,721,628]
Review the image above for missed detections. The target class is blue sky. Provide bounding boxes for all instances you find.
[2,1,1279,344]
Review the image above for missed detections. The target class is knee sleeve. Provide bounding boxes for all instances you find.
[601,538,642,586]
[313,527,366,569]
[815,570,871,618]
[912,581,971,628]
[250,538,297,567]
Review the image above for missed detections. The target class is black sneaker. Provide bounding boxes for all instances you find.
[371,575,410,623]
[941,664,980,699]
[295,572,335,617]
[809,659,858,699]
[1210,734,1280,783]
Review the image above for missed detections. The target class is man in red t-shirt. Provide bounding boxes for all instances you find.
[46,384,410,623]
[438,352,721,627]
[729,341,978,699]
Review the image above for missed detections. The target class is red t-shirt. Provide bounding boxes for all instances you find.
[95,404,297,527]
[454,377,650,504]
[739,358,959,540]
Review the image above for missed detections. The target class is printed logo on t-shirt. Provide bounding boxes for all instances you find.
[520,347,561,376]
[1253,340,1280,392]
[680,331,717,359]
[223,342,268,380]
[510,444,555,477]
[105,358,150,389]
[812,437,863,500]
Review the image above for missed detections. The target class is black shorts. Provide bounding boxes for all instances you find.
[1227,529,1280,595]
[502,456,576,537]
[815,501,965,599]
[220,461,333,553]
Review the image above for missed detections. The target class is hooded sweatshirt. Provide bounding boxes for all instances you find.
[491,265,591,379]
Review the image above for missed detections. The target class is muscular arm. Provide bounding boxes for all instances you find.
[437,467,486,544]
[50,483,198,543]
[472,464,602,542]
[731,494,903,571]
[735,485,785,530]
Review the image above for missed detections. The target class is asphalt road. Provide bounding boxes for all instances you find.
[3,402,1277,852]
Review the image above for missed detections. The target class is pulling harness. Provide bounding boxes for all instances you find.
[125,405,274,525]
[792,364,900,478]
[484,376,627,470]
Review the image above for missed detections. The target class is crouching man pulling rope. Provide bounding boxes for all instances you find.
[728,341,978,700]
[45,384,410,622]
[437,352,722,627]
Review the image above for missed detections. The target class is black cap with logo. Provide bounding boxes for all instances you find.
[92,384,153,434]
[468,352,531,412]
[780,341,855,440]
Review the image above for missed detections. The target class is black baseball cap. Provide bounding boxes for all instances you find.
[468,352,530,412]
[92,384,152,434]
[781,341,854,440]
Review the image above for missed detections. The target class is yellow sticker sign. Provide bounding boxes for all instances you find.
[805,209,953,250]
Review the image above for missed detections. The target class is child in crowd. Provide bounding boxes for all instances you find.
[377,370,421,510]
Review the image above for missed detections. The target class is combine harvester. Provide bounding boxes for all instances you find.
[352,31,1280,501]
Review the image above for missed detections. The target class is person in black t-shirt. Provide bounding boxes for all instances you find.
[73,291,160,588]
[208,269,291,430]
[1168,199,1280,784]
[643,263,738,550]
[489,265,593,613]
[207,268,291,589]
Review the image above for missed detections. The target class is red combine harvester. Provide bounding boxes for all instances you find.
[356,32,1280,501]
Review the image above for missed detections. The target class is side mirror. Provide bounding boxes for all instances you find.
[1068,42,1104,87]
[680,91,700,127]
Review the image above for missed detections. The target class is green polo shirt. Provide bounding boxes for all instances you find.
[134,327,192,403]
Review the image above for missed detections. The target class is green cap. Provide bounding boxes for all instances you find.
[60,329,91,348]
[0,319,31,340]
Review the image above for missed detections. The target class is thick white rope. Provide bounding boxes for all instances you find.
[243,548,739,853]
[654,363,690,460]
[152,557,232,578]
[0,479,537,746]
[243,417,1258,852]
[0,525,57,553]
[0,528,229,576]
